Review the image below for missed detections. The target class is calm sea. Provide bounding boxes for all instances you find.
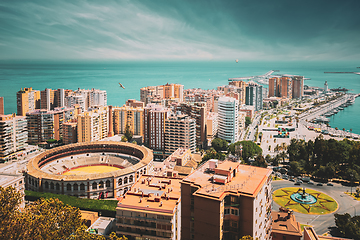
[0,60,359,134]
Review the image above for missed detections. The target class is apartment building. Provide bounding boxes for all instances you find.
[26,107,75,144]
[0,114,27,159]
[175,102,206,149]
[77,106,108,143]
[126,99,145,108]
[165,113,196,155]
[116,175,182,240]
[16,87,40,116]
[181,160,272,240]
[183,88,221,113]
[206,112,218,144]
[112,105,144,137]
[144,104,171,158]
[66,88,107,111]
[245,82,263,112]
[63,120,77,145]
[271,211,302,240]
[217,97,239,143]
[228,80,248,105]
[292,76,304,99]
[140,84,184,105]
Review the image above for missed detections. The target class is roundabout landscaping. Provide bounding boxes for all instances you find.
[273,187,338,215]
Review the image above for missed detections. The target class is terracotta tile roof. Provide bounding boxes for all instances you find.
[271,211,302,237]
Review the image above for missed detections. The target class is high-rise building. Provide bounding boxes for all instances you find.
[218,97,239,143]
[279,77,292,99]
[65,94,86,112]
[77,106,108,142]
[181,160,272,240]
[176,102,206,149]
[144,104,171,157]
[165,113,196,155]
[0,97,4,115]
[116,175,182,240]
[26,107,75,144]
[112,106,144,137]
[16,87,40,116]
[0,114,27,159]
[67,88,107,111]
[40,88,55,110]
[27,110,54,144]
[292,76,304,99]
[63,120,77,145]
[126,99,145,108]
[245,82,263,112]
[268,77,278,98]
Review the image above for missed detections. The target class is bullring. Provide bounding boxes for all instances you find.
[26,141,153,199]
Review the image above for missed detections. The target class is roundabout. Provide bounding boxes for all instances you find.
[273,187,338,215]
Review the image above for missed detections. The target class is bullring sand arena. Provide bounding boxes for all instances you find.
[26,141,153,199]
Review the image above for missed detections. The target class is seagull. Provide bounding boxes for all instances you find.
[119,83,125,89]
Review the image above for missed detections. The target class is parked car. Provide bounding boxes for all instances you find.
[289,179,295,182]
[307,181,314,185]
[294,182,301,185]
[327,183,334,186]
[317,183,323,186]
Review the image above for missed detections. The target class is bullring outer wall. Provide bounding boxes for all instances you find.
[26,141,153,199]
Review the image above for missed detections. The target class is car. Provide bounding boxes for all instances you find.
[317,183,323,186]
[327,183,334,186]
[294,182,301,185]
[307,181,314,185]
[289,179,295,182]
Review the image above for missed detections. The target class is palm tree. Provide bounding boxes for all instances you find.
[342,128,346,132]
[335,127,338,130]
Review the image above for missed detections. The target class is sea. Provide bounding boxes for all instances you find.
[0,60,359,134]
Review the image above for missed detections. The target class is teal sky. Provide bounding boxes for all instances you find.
[1,0,359,61]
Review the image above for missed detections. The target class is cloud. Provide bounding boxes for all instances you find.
[0,0,359,60]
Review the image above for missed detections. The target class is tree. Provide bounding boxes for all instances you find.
[253,155,268,168]
[211,138,228,152]
[124,125,133,142]
[0,186,125,240]
[236,141,262,162]
[334,213,360,239]
[245,116,251,128]
[121,136,128,142]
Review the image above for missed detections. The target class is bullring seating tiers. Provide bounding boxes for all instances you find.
[41,153,139,175]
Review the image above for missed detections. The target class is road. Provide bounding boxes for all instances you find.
[245,113,261,141]
[272,180,360,235]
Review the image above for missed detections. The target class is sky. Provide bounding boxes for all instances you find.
[0,0,360,61]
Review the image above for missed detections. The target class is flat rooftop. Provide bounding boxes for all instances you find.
[182,160,272,199]
[117,175,182,216]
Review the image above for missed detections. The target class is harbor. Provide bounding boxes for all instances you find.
[298,93,360,139]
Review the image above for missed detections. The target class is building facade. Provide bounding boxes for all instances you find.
[165,114,196,155]
[77,106,108,143]
[175,102,206,149]
[112,106,144,137]
[16,87,40,116]
[181,160,272,240]
[217,97,239,143]
[144,104,171,157]
[0,114,27,159]
[245,82,263,112]
[292,76,304,99]
[116,175,182,240]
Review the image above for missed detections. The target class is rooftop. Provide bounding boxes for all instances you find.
[182,160,272,200]
[117,175,182,216]
[271,211,302,237]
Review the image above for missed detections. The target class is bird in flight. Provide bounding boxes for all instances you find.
[119,83,125,89]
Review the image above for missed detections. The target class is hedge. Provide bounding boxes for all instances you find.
[25,190,118,217]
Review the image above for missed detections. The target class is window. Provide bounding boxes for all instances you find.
[99,181,104,188]
[50,182,54,190]
[124,177,128,184]
[129,175,133,183]
[80,183,85,191]
[106,180,110,187]
[56,183,60,191]
[44,182,49,189]
[67,184,71,191]
[92,182,97,190]
[73,183,78,191]
[118,178,122,186]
